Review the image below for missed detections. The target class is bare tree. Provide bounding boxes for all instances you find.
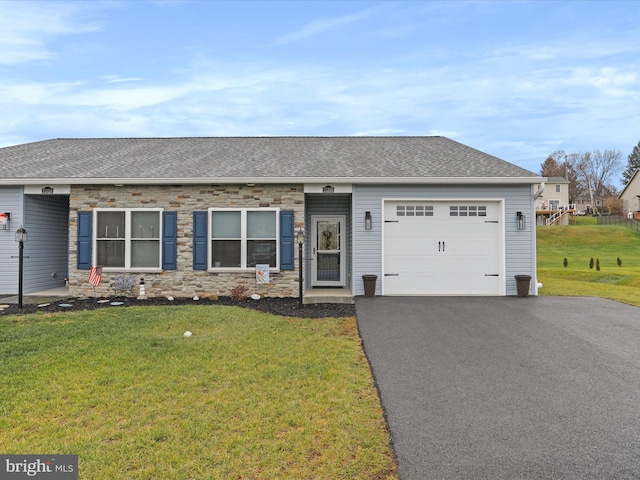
[542,149,622,206]
[574,150,622,199]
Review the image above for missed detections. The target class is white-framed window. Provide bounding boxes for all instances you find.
[555,184,561,193]
[209,208,279,270]
[94,208,163,270]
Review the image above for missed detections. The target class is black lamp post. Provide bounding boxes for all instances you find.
[297,228,304,308]
[15,226,27,309]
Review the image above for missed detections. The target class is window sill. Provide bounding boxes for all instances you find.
[101,268,163,273]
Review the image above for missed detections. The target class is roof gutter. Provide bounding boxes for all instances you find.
[1,176,545,186]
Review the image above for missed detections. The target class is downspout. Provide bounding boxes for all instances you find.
[532,182,545,295]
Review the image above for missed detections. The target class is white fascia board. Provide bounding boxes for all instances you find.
[1,176,543,186]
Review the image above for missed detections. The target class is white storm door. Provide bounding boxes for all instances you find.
[311,216,345,287]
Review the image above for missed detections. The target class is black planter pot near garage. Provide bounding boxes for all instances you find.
[515,275,532,297]
[362,275,377,297]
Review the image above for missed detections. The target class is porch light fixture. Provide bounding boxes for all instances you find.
[365,211,372,230]
[15,226,27,309]
[297,228,304,309]
[15,226,27,243]
[517,212,525,231]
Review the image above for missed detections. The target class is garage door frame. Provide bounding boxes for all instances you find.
[381,198,506,296]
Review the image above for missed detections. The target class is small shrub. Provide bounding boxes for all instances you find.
[596,258,600,271]
[563,257,568,268]
[617,257,622,267]
[229,284,250,301]
[589,257,594,269]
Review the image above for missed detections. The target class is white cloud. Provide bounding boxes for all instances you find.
[352,129,408,136]
[0,81,85,104]
[101,75,145,84]
[0,2,102,65]
[274,3,390,45]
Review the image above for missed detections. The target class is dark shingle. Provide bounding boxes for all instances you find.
[0,136,539,182]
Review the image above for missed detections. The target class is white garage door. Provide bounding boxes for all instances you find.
[383,201,503,295]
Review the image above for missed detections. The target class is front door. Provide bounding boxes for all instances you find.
[312,216,345,287]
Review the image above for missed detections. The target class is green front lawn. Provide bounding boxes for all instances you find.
[0,306,397,479]
[537,222,640,307]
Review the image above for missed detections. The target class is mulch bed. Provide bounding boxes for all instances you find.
[0,296,355,319]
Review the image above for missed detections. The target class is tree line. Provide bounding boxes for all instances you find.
[540,140,640,214]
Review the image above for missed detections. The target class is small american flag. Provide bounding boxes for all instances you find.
[89,266,103,287]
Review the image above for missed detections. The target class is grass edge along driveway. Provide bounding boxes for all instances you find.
[0,305,397,479]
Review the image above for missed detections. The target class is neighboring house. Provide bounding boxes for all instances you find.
[574,194,606,215]
[534,176,573,225]
[618,169,640,220]
[0,136,542,300]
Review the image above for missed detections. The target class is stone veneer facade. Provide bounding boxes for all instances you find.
[68,184,305,299]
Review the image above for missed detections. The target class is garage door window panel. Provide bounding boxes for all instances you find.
[450,205,487,217]
[396,205,434,217]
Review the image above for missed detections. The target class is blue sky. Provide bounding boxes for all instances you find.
[0,0,638,179]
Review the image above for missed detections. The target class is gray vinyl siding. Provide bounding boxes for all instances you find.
[0,187,23,294]
[304,194,352,289]
[353,184,536,296]
[23,195,69,293]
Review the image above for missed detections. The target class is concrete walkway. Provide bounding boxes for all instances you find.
[0,287,69,305]
[356,296,640,479]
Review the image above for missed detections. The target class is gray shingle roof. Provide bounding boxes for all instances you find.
[0,136,539,184]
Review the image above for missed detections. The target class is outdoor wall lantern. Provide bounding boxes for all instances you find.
[297,228,304,309]
[517,212,526,231]
[365,211,372,230]
[15,226,28,309]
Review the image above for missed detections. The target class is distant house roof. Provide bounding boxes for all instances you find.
[545,176,569,184]
[618,169,640,199]
[0,136,540,185]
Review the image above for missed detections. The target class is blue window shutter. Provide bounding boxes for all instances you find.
[193,211,208,270]
[162,211,177,270]
[77,211,92,270]
[280,210,295,271]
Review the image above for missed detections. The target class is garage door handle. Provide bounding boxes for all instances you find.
[485,274,499,276]
[485,221,499,223]
[384,273,399,276]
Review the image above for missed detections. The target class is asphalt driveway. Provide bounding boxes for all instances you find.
[356,296,640,479]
